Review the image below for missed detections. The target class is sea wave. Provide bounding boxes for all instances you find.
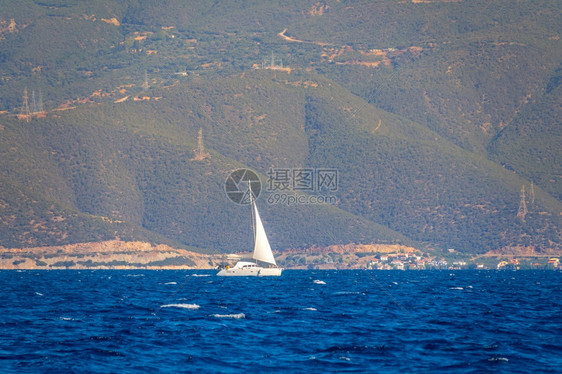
[2,270,560,373]
[212,313,245,319]
[160,303,200,310]
[333,291,364,295]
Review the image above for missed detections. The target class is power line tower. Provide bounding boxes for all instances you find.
[192,127,209,161]
[31,89,37,113]
[142,70,149,91]
[529,182,535,209]
[20,87,31,122]
[517,185,528,222]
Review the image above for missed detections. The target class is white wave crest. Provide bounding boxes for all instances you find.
[334,291,363,295]
[212,313,245,319]
[160,303,200,310]
[313,280,326,285]
[488,357,509,362]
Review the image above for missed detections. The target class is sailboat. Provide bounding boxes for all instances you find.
[217,185,282,277]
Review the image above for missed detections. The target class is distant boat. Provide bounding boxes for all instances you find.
[217,186,282,277]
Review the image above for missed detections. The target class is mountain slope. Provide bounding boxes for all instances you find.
[0,0,560,254]
[301,80,561,252]
[0,82,409,252]
[488,75,562,200]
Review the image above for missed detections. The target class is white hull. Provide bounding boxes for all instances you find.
[217,261,282,277]
[258,267,283,276]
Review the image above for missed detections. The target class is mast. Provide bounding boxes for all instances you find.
[249,181,256,247]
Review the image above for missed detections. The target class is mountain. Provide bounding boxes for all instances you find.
[0,0,560,254]
[488,74,562,200]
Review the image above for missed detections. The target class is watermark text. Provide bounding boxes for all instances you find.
[267,193,338,206]
[265,167,339,205]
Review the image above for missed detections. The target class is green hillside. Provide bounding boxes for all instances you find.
[488,77,562,200]
[302,84,560,252]
[0,1,560,254]
[0,78,409,252]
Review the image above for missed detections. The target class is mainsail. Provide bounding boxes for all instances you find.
[251,201,277,265]
[217,179,282,277]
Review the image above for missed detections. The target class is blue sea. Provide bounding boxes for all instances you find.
[1,270,561,373]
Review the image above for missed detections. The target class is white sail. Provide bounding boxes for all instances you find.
[217,181,282,276]
[251,201,276,265]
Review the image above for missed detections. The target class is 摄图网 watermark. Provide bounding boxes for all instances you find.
[266,167,338,192]
[265,167,338,206]
[224,168,338,206]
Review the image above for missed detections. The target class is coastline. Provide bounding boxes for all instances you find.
[1,240,560,270]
